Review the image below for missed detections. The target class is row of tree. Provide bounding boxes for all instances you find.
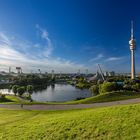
[12,85,34,96]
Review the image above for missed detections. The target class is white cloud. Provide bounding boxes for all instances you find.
[36,24,48,39]
[0,29,87,73]
[35,24,53,58]
[89,54,104,62]
[105,57,123,61]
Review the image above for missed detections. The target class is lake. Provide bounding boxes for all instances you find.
[0,84,92,102]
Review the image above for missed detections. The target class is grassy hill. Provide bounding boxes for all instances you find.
[65,91,140,104]
[0,95,21,104]
[0,103,140,139]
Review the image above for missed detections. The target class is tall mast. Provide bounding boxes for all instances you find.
[131,20,134,39]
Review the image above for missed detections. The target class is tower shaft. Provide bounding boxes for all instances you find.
[129,21,136,80]
[131,50,135,80]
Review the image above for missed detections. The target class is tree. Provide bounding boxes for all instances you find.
[12,85,19,96]
[17,86,26,96]
[99,82,117,94]
[27,85,34,94]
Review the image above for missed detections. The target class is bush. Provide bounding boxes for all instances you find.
[90,85,99,95]
[17,86,26,96]
[99,82,117,94]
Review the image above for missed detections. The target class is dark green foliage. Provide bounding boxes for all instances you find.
[0,83,11,89]
[27,85,34,94]
[107,75,127,82]
[8,74,51,91]
[13,74,49,87]
[17,86,26,96]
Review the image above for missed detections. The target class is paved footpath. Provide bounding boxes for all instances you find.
[1,98,140,110]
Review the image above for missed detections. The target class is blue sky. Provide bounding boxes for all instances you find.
[0,0,140,73]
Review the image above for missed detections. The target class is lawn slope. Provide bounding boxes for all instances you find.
[65,91,140,104]
[0,95,21,104]
[0,103,140,139]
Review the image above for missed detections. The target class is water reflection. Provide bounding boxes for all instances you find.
[0,84,92,102]
[51,84,55,91]
[31,84,91,102]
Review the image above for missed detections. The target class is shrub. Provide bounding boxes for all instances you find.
[90,85,99,95]
[99,82,117,94]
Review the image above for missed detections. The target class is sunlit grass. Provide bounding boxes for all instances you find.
[65,91,140,104]
[6,95,21,102]
[0,95,21,104]
[0,104,140,139]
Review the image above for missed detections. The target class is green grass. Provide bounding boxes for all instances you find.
[65,91,140,104]
[6,95,21,102]
[0,95,21,104]
[0,104,140,139]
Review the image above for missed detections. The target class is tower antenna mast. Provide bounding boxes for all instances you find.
[131,20,134,39]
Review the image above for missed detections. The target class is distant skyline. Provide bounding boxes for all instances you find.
[0,0,140,73]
